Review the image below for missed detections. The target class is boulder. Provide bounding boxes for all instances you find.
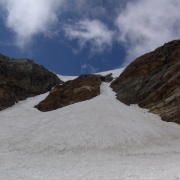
[111,40,180,124]
[0,55,62,110]
[35,74,101,112]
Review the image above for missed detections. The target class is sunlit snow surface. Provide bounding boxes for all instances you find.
[1,68,180,180]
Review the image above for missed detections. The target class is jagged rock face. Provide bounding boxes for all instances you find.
[111,40,180,124]
[35,74,101,112]
[0,55,62,110]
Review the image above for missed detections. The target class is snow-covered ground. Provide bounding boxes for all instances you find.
[1,68,180,180]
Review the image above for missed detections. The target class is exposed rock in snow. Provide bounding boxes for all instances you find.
[35,74,101,112]
[0,54,62,110]
[96,73,113,82]
[111,40,180,123]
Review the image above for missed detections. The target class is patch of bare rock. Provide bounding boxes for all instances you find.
[35,74,101,112]
[96,73,113,82]
[0,54,62,110]
[111,40,180,124]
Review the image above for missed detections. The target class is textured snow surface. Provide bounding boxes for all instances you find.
[1,68,180,180]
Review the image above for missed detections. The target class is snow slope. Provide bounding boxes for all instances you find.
[1,68,180,180]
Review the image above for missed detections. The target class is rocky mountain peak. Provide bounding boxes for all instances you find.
[0,54,63,110]
[0,53,10,61]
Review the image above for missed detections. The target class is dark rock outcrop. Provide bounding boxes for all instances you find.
[0,53,10,61]
[35,74,101,112]
[111,40,180,124]
[0,55,62,110]
[96,73,113,82]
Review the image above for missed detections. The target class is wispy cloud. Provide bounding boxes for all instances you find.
[0,0,64,48]
[64,19,114,53]
[116,0,180,63]
[81,63,98,74]
[66,0,121,20]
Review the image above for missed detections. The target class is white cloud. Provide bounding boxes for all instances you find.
[1,0,179,63]
[64,19,114,53]
[116,0,180,64]
[0,0,64,48]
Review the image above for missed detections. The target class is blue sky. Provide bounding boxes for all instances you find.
[0,0,180,75]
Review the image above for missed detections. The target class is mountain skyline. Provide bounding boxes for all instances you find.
[0,0,180,75]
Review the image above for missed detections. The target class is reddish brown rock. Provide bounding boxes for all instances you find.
[111,40,180,124]
[35,74,101,112]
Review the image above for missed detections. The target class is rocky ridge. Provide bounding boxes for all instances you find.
[35,74,101,112]
[0,54,62,110]
[111,40,180,123]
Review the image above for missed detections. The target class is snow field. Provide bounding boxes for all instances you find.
[1,68,180,179]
